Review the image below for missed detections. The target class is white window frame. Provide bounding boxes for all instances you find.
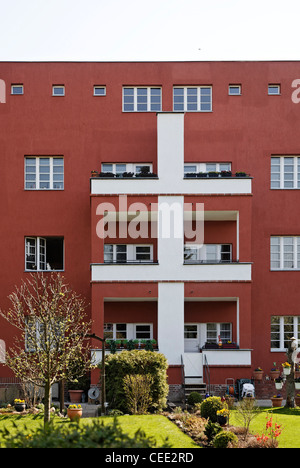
[123,87,162,112]
[104,323,153,341]
[25,156,64,190]
[104,244,153,263]
[184,244,232,263]
[11,84,24,95]
[270,236,300,270]
[271,156,300,189]
[228,85,241,95]
[173,86,212,112]
[52,85,65,96]
[101,163,153,175]
[206,323,232,343]
[93,86,106,96]
[25,236,64,271]
[271,316,300,351]
[268,84,280,95]
[184,162,231,174]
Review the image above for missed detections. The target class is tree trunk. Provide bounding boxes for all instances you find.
[44,379,52,425]
[285,345,295,408]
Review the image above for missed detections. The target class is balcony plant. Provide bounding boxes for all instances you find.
[253,367,264,380]
[151,339,157,349]
[208,171,220,178]
[91,170,98,177]
[197,172,207,178]
[98,172,115,178]
[220,170,232,177]
[185,172,197,178]
[282,362,291,375]
[121,172,134,178]
[135,166,157,178]
[235,171,247,177]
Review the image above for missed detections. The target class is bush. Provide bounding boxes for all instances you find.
[213,430,238,448]
[0,418,171,448]
[200,396,225,423]
[123,374,153,414]
[103,350,169,413]
[187,392,203,407]
[204,420,223,446]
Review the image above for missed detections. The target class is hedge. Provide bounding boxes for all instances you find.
[103,350,169,413]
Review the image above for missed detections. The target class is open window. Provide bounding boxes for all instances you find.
[25,237,64,271]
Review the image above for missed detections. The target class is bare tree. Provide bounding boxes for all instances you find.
[0,273,92,425]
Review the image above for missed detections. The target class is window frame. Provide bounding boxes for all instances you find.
[11,84,24,95]
[271,316,300,351]
[122,86,162,112]
[173,86,212,112]
[184,244,232,263]
[104,244,153,263]
[184,162,231,175]
[228,84,241,95]
[52,85,65,97]
[25,156,64,190]
[103,323,153,341]
[101,163,153,175]
[25,236,64,272]
[271,156,300,189]
[93,86,106,96]
[268,84,281,95]
[270,236,300,270]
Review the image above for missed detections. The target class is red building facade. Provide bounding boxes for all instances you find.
[0,61,299,397]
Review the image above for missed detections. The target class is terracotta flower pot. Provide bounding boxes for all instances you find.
[253,370,263,381]
[295,396,300,407]
[271,397,283,407]
[270,370,281,380]
[69,390,84,403]
[67,407,83,421]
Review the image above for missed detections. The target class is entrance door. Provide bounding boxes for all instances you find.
[184,324,199,352]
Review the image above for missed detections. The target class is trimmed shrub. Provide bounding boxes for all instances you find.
[204,420,223,446]
[200,396,225,423]
[213,430,238,448]
[103,350,169,413]
[187,391,203,407]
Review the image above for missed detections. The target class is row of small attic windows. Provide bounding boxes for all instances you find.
[10,83,281,97]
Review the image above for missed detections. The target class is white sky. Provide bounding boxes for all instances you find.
[0,0,299,62]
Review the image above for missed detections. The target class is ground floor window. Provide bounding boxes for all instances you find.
[104,323,153,341]
[271,316,300,350]
[184,322,232,351]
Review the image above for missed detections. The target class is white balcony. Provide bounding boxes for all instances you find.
[91,261,252,282]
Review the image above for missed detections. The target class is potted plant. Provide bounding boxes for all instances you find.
[295,365,300,379]
[295,377,300,390]
[98,172,115,178]
[270,363,281,380]
[253,367,264,380]
[140,339,147,349]
[122,339,128,349]
[185,172,197,178]
[271,394,283,407]
[216,407,229,426]
[115,340,122,349]
[151,339,157,349]
[197,172,207,178]
[14,399,26,412]
[67,404,83,421]
[122,172,134,178]
[235,171,247,177]
[220,170,232,177]
[282,362,291,375]
[275,376,284,390]
[91,170,98,177]
[208,171,220,178]
[295,393,300,406]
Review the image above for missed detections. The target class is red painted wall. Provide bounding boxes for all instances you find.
[0,61,299,383]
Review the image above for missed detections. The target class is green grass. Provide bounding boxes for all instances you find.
[0,413,198,449]
[229,406,300,448]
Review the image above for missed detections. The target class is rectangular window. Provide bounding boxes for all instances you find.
[11,84,24,95]
[135,325,151,339]
[123,87,161,112]
[271,156,300,189]
[104,244,153,263]
[268,84,280,95]
[25,237,64,271]
[271,316,300,350]
[93,86,106,96]
[184,162,231,175]
[104,323,152,341]
[101,163,153,176]
[206,323,232,343]
[184,325,198,339]
[173,86,212,112]
[228,85,241,95]
[52,85,65,96]
[25,156,64,190]
[184,244,232,263]
[271,236,300,270]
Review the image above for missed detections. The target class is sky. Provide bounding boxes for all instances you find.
[0,0,300,62]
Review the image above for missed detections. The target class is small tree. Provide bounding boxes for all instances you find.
[0,273,92,425]
[234,398,261,440]
[123,374,153,414]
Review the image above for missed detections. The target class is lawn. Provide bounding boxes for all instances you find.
[0,407,299,448]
